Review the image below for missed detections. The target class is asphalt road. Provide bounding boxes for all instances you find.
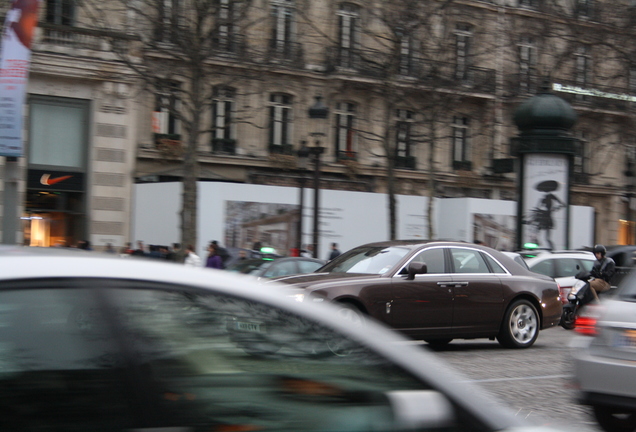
[411,326,602,432]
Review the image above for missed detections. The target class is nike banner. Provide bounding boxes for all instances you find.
[0,0,41,157]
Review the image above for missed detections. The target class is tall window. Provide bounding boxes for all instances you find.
[399,36,414,76]
[575,45,591,100]
[270,0,295,58]
[211,86,236,154]
[46,0,75,25]
[395,110,414,169]
[334,102,357,160]
[153,81,180,138]
[452,116,471,170]
[518,36,537,94]
[337,3,360,69]
[268,94,293,154]
[455,24,472,81]
[626,141,636,177]
[215,0,239,53]
[575,0,593,18]
[572,131,589,183]
[154,0,180,43]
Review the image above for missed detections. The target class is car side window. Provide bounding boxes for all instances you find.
[555,258,581,278]
[530,259,554,277]
[409,248,446,274]
[580,259,594,272]
[298,260,324,274]
[483,254,507,274]
[450,248,490,274]
[0,286,135,430]
[103,285,467,432]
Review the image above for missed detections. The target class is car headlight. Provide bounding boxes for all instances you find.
[288,293,305,302]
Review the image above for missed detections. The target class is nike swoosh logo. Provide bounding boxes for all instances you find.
[40,174,73,186]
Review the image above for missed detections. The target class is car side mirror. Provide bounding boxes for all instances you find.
[407,262,427,280]
[576,264,580,270]
[386,390,455,430]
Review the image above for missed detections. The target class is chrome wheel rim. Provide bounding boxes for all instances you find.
[335,307,364,327]
[509,304,537,345]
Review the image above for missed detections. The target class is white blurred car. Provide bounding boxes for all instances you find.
[0,245,567,432]
[524,250,595,304]
[572,273,636,432]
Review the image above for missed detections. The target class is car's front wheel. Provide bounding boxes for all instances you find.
[497,299,539,348]
[593,405,636,432]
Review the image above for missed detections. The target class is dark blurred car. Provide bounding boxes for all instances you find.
[224,247,283,268]
[0,245,560,432]
[272,240,562,349]
[226,256,325,279]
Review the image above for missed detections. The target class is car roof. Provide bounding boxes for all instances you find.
[0,245,523,429]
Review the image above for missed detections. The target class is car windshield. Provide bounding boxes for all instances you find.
[319,246,410,275]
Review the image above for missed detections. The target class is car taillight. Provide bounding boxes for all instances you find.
[574,316,598,336]
[574,304,603,336]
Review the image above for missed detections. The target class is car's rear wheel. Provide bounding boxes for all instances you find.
[593,405,636,432]
[497,299,539,348]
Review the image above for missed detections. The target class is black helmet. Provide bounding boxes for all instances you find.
[593,244,606,256]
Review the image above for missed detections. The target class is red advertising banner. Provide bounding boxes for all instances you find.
[0,0,40,157]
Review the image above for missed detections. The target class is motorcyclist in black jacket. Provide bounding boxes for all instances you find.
[589,244,615,300]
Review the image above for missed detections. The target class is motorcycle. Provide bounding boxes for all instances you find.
[560,269,598,330]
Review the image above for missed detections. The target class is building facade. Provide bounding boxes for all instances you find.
[2,0,636,249]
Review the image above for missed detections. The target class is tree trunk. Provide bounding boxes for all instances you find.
[427,122,437,240]
[181,67,202,250]
[384,100,397,240]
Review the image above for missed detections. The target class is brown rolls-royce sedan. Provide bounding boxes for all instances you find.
[272,240,562,349]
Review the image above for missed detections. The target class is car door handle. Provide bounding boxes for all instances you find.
[454,282,469,287]
[437,282,449,287]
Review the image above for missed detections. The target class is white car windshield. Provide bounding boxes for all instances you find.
[320,246,410,275]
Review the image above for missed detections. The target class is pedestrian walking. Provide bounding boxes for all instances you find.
[328,243,341,261]
[205,243,223,269]
[211,240,231,268]
[184,245,202,267]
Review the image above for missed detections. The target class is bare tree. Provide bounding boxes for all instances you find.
[79,0,261,252]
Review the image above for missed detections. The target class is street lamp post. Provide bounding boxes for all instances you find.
[308,95,329,259]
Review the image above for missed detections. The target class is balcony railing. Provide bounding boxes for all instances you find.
[211,33,247,58]
[504,73,541,97]
[212,138,237,155]
[395,155,416,170]
[453,160,472,171]
[337,150,358,161]
[38,23,134,53]
[269,144,293,155]
[326,47,496,93]
[266,40,304,67]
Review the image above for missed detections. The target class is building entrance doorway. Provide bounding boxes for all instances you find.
[23,189,85,247]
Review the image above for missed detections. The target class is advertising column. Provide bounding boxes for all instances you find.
[0,0,40,157]
[522,154,569,250]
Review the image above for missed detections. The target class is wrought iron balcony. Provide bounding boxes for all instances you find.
[326,47,496,93]
[266,40,304,67]
[453,160,472,171]
[395,155,416,170]
[269,144,293,155]
[211,33,248,58]
[38,23,134,53]
[212,138,237,155]
[504,73,541,97]
[337,150,358,161]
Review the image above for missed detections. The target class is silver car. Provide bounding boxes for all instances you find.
[572,273,636,432]
[0,245,564,432]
